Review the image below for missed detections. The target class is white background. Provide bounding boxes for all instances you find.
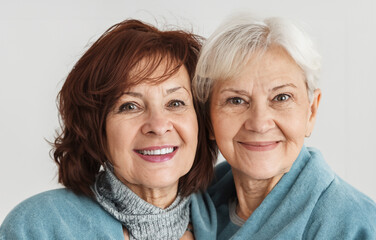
[1,0,375,224]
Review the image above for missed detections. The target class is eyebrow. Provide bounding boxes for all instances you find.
[123,92,143,98]
[166,87,182,94]
[122,86,184,98]
[219,83,298,95]
[220,88,249,95]
[271,83,297,91]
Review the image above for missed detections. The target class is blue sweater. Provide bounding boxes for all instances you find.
[0,189,124,239]
[192,146,376,239]
[0,187,216,239]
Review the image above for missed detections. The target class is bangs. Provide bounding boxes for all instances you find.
[127,53,184,88]
[200,26,269,83]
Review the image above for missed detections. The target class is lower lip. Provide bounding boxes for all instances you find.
[134,148,178,163]
[240,142,280,151]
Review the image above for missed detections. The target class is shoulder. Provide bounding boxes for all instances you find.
[2,188,102,221]
[0,188,122,239]
[305,175,376,239]
[317,176,376,224]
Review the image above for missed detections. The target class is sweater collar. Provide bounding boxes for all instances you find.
[91,163,190,240]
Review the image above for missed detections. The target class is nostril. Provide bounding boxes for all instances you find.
[141,119,173,136]
[244,117,275,133]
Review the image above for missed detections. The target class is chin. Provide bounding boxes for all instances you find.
[144,174,182,189]
[238,163,287,180]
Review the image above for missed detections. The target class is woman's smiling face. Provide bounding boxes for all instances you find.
[210,45,320,180]
[106,63,198,191]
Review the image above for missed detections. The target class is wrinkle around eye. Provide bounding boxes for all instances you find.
[118,102,142,113]
[272,94,291,102]
[223,97,249,107]
[167,99,186,109]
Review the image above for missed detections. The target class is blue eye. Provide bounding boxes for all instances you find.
[118,102,139,112]
[273,94,290,102]
[227,97,245,105]
[168,100,185,108]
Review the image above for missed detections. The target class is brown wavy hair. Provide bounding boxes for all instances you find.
[53,19,217,197]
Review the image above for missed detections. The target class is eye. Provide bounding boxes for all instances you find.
[167,99,186,108]
[226,97,246,105]
[118,102,140,112]
[273,94,291,102]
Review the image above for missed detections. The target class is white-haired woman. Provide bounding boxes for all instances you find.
[191,15,376,239]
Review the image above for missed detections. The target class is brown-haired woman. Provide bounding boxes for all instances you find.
[0,19,216,239]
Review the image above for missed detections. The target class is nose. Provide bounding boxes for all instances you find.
[141,109,173,136]
[244,104,275,133]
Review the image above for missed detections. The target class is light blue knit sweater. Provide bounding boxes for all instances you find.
[0,188,124,239]
[191,146,376,240]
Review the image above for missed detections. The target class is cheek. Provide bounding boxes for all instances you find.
[278,108,309,141]
[211,109,240,147]
[106,119,136,161]
[172,110,199,150]
[185,112,199,148]
[211,116,225,139]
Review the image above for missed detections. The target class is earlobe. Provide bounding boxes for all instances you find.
[306,89,321,137]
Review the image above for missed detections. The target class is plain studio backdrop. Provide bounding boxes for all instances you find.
[1,0,375,224]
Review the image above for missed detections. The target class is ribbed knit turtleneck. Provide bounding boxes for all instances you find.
[91,164,190,240]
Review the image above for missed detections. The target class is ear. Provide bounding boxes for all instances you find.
[305,89,321,137]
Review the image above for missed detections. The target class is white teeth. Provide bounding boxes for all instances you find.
[138,147,174,156]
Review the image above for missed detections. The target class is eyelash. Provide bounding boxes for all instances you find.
[118,102,140,113]
[225,93,291,106]
[117,99,186,113]
[167,99,186,108]
[272,93,291,102]
[225,97,247,105]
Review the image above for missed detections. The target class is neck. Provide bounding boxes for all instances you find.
[125,183,178,209]
[232,168,283,220]
[113,171,178,209]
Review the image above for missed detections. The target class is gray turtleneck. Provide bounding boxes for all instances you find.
[91,164,190,240]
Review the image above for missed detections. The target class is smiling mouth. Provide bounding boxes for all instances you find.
[135,147,177,156]
[239,141,280,151]
[134,146,178,163]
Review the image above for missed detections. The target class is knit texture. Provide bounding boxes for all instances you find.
[191,146,376,240]
[92,164,190,240]
[0,188,124,239]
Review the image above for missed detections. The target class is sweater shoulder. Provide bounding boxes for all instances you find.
[2,188,101,220]
[0,188,122,239]
[305,176,376,239]
[319,176,376,220]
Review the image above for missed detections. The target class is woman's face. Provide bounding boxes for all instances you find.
[210,46,320,180]
[106,64,198,191]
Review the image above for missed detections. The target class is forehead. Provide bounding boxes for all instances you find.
[126,56,189,89]
[127,63,191,92]
[215,45,306,90]
[250,45,300,70]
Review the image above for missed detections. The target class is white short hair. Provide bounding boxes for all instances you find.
[193,14,321,102]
